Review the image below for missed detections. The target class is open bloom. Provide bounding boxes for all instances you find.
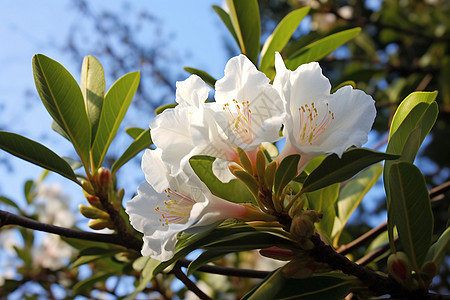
[126,148,270,261]
[273,53,376,171]
[150,55,286,184]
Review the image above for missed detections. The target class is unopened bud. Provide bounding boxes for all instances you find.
[260,246,294,261]
[421,261,437,281]
[282,259,313,279]
[388,252,411,283]
[86,195,103,210]
[81,180,95,195]
[98,167,112,187]
[115,188,125,204]
[290,215,315,239]
[88,218,114,230]
[79,204,110,220]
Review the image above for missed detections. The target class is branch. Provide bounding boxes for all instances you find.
[172,262,212,300]
[0,210,143,252]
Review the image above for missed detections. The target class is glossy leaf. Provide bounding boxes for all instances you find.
[389,162,433,271]
[259,7,310,79]
[184,67,217,88]
[80,55,105,142]
[225,0,261,64]
[306,183,339,240]
[125,257,159,300]
[244,273,353,300]
[301,148,397,194]
[32,54,91,165]
[187,250,229,275]
[426,226,450,271]
[285,28,361,70]
[111,129,152,175]
[274,154,300,199]
[154,103,177,115]
[332,164,383,243]
[212,5,240,51]
[190,155,256,205]
[0,131,79,184]
[384,91,438,249]
[91,71,140,169]
[125,127,146,139]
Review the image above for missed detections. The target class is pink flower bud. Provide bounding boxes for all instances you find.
[387,252,411,283]
[260,246,295,261]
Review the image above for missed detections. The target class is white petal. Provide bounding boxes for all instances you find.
[212,158,236,183]
[176,75,210,107]
[141,149,170,193]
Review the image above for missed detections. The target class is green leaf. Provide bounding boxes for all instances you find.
[204,231,294,252]
[91,71,140,169]
[0,131,79,184]
[0,196,20,211]
[73,271,116,293]
[426,226,450,271]
[331,81,356,94]
[285,28,361,70]
[332,164,383,243]
[225,0,261,64]
[190,155,256,205]
[51,120,70,141]
[274,154,300,199]
[301,148,397,194]
[212,5,240,51]
[62,157,83,170]
[187,250,229,276]
[184,67,217,88]
[244,273,354,300]
[154,103,177,115]
[24,180,35,204]
[32,54,91,166]
[306,183,339,240]
[125,257,160,300]
[80,55,105,142]
[111,129,152,175]
[259,7,310,79]
[389,162,433,271]
[125,127,146,139]
[384,91,438,250]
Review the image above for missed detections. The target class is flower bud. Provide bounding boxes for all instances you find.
[260,246,295,261]
[79,204,110,220]
[98,167,112,188]
[88,218,114,230]
[290,215,315,239]
[86,195,103,210]
[81,180,95,195]
[421,261,437,281]
[387,252,411,284]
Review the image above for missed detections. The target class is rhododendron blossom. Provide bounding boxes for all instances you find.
[126,149,271,261]
[274,52,376,171]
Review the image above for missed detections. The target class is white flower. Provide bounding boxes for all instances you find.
[32,234,76,270]
[35,183,76,228]
[126,149,270,261]
[274,53,376,171]
[150,55,286,183]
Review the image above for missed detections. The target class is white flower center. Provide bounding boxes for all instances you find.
[223,99,253,144]
[298,102,334,145]
[155,188,196,227]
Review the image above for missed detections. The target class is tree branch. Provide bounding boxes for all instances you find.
[172,262,212,300]
[0,210,143,251]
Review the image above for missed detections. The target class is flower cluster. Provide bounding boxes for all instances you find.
[126,53,376,261]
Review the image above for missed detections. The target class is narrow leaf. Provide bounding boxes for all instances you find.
[125,257,159,300]
[187,250,229,275]
[285,28,361,69]
[306,183,339,240]
[184,67,217,88]
[212,5,240,50]
[190,155,256,205]
[111,129,152,175]
[80,55,105,142]
[0,196,20,211]
[274,154,300,199]
[259,7,310,78]
[0,131,79,184]
[426,227,450,271]
[226,0,261,64]
[91,71,140,169]
[154,103,177,115]
[332,164,383,242]
[73,271,115,292]
[389,162,433,271]
[32,54,91,165]
[125,127,146,139]
[302,148,397,194]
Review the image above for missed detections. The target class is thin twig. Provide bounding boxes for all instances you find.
[171,262,212,300]
[337,223,387,255]
[0,210,143,251]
